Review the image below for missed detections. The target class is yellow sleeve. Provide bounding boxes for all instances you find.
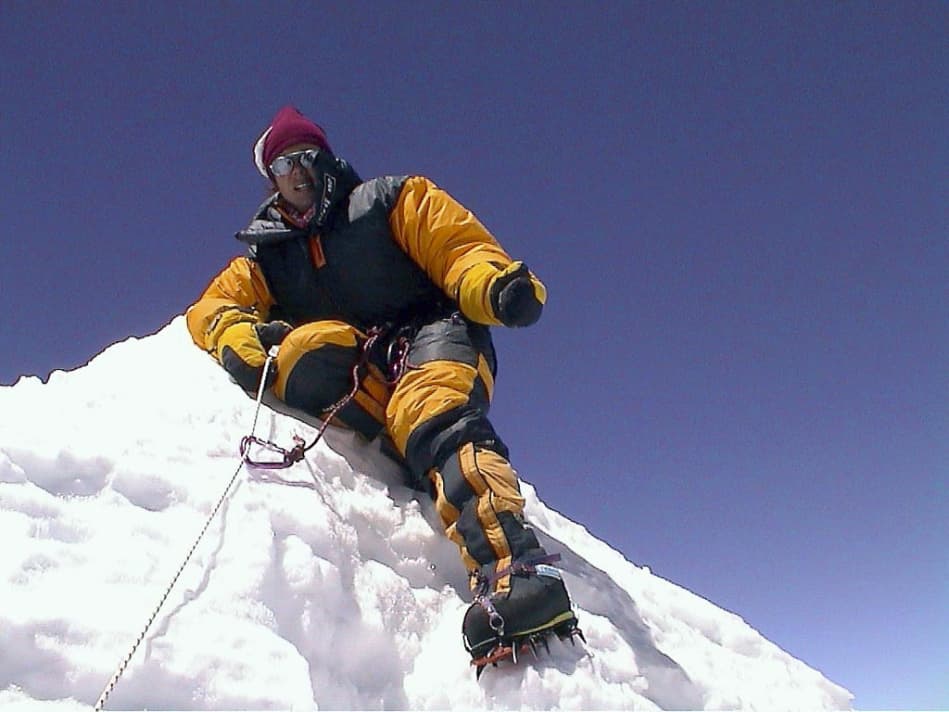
[388,176,519,325]
[185,256,275,357]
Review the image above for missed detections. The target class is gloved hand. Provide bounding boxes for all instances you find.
[489,262,547,327]
[218,320,293,392]
[255,320,294,350]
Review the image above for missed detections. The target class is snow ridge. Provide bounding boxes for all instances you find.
[0,317,852,710]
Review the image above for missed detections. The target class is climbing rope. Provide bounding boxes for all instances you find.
[95,348,280,710]
[93,456,245,711]
[96,330,404,708]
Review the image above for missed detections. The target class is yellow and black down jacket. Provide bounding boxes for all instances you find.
[186,174,545,360]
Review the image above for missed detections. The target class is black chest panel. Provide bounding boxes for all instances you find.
[252,177,447,329]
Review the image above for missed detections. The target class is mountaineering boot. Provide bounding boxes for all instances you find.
[462,552,578,663]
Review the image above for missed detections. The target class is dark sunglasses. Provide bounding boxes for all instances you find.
[269,148,320,177]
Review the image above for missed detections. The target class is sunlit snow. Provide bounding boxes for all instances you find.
[0,317,852,710]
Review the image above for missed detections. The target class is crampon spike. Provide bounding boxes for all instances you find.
[471,618,587,680]
[554,618,585,646]
[470,642,522,676]
[528,637,539,659]
[470,619,587,678]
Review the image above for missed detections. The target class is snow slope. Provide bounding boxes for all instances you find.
[0,317,852,710]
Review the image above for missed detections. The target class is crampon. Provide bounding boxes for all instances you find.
[471,617,586,679]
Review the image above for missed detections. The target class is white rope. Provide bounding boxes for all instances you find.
[93,459,244,710]
[248,346,279,436]
[94,348,279,710]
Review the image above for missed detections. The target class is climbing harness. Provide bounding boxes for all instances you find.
[381,326,411,385]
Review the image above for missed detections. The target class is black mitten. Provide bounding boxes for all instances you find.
[489,263,545,327]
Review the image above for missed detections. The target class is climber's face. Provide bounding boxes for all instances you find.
[271,143,319,212]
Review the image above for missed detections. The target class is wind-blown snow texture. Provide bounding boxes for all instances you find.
[0,317,852,710]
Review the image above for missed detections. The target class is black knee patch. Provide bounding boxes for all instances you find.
[283,345,383,439]
[404,406,508,484]
[408,314,495,372]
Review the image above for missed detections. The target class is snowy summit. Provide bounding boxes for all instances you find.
[0,318,852,710]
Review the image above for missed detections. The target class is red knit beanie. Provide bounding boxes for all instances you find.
[253,106,332,177]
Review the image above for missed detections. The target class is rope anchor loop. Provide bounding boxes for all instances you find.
[240,344,329,470]
[240,326,405,471]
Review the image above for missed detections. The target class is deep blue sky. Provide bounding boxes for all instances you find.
[2,3,945,708]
